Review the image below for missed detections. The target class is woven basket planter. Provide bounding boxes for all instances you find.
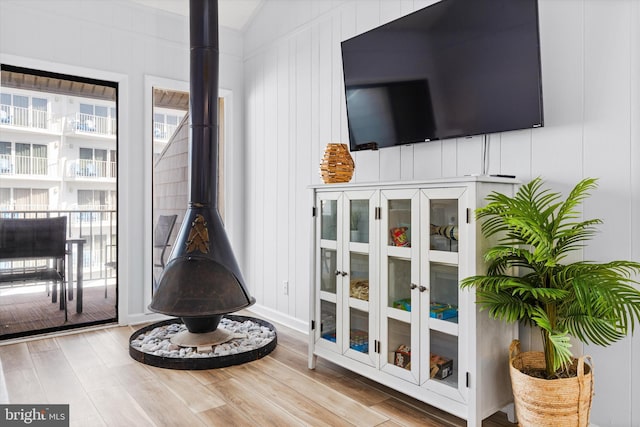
[509,340,594,427]
[319,143,354,184]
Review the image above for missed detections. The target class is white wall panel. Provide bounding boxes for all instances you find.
[294,29,314,321]
[400,145,415,181]
[456,136,483,176]
[379,147,401,182]
[276,42,292,314]
[498,131,532,181]
[262,49,279,310]
[632,2,640,427]
[581,1,633,424]
[242,1,640,424]
[413,141,443,180]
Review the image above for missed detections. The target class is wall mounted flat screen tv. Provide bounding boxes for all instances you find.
[341,0,543,151]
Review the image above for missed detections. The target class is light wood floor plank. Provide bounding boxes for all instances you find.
[28,347,105,426]
[84,329,134,368]
[0,342,34,371]
[207,377,307,427]
[87,384,156,427]
[56,333,121,393]
[253,355,389,426]
[125,379,207,427]
[196,402,259,427]
[150,365,227,412]
[0,368,47,404]
[237,361,352,427]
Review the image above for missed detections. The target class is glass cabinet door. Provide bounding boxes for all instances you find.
[342,191,377,366]
[380,189,420,383]
[316,193,341,351]
[420,188,467,401]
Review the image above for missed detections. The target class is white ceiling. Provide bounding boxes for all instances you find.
[127,0,263,31]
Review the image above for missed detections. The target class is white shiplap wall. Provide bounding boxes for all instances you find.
[242,1,640,425]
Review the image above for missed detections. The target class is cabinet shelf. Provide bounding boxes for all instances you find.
[386,306,411,323]
[429,317,459,336]
[428,250,459,265]
[386,245,411,258]
[319,290,337,303]
[349,297,369,311]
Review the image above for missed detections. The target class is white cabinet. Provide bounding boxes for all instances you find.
[309,178,518,426]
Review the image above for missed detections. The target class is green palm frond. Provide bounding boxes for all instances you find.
[463,177,640,378]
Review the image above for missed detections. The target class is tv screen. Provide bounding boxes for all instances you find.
[341,0,543,151]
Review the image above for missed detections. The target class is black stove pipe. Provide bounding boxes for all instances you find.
[149,0,255,333]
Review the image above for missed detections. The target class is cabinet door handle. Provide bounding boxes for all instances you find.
[419,286,427,292]
[341,271,348,277]
[335,270,341,276]
[410,283,417,290]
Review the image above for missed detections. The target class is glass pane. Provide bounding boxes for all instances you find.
[349,252,369,301]
[430,263,459,323]
[32,144,47,158]
[320,248,337,293]
[430,199,458,252]
[80,103,93,114]
[1,93,10,105]
[388,318,411,369]
[388,257,411,310]
[15,143,30,174]
[32,97,47,111]
[430,330,457,386]
[320,199,337,240]
[349,199,369,243]
[95,105,108,117]
[13,95,28,108]
[388,199,411,247]
[350,308,369,353]
[79,147,93,160]
[95,149,107,161]
[320,300,337,343]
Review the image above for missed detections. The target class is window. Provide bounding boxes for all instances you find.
[13,188,49,210]
[0,141,10,173]
[0,92,47,128]
[15,143,47,175]
[78,103,116,134]
[0,188,10,209]
[78,147,108,177]
[153,112,184,140]
[78,189,108,208]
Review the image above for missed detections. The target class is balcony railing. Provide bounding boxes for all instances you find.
[0,209,117,282]
[0,154,48,176]
[71,113,116,136]
[68,159,117,179]
[0,104,47,129]
[153,122,178,141]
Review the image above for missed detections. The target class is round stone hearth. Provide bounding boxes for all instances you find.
[129,315,277,370]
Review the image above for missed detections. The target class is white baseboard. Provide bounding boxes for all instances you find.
[124,312,172,326]
[245,304,309,335]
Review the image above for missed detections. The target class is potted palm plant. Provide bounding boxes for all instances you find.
[461,177,640,426]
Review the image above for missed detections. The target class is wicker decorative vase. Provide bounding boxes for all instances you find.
[319,143,354,183]
[509,340,594,427]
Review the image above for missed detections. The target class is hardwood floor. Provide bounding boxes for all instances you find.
[0,317,514,427]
